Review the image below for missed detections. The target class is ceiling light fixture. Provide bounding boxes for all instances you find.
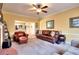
[36,9,41,12]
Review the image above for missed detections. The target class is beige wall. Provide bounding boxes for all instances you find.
[3,11,38,36]
[40,7,79,41]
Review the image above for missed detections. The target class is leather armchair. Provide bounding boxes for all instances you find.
[13,31,28,44]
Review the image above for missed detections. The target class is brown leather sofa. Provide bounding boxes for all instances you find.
[36,30,65,44]
[13,31,28,44]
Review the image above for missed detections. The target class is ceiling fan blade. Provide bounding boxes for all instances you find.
[42,10,47,13]
[41,6,48,9]
[0,3,3,10]
[37,4,41,8]
[32,4,37,8]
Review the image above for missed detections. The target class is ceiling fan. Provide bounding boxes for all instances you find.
[29,4,48,15]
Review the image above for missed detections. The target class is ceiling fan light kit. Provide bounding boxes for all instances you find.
[36,9,41,12]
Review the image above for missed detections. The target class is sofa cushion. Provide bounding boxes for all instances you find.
[40,35,53,40]
[19,36,27,40]
[50,31,55,37]
[18,33,24,36]
[42,30,51,36]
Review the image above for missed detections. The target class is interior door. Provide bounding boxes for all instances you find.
[25,22,35,35]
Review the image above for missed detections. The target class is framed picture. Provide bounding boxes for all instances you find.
[70,17,79,28]
[46,20,54,29]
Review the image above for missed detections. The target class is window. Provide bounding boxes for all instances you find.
[70,17,79,28]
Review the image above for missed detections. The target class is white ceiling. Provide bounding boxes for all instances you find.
[2,3,79,19]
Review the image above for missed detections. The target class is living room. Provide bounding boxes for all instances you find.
[0,3,79,55]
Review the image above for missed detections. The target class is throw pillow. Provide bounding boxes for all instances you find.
[50,31,55,37]
[19,36,27,40]
[39,30,42,34]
